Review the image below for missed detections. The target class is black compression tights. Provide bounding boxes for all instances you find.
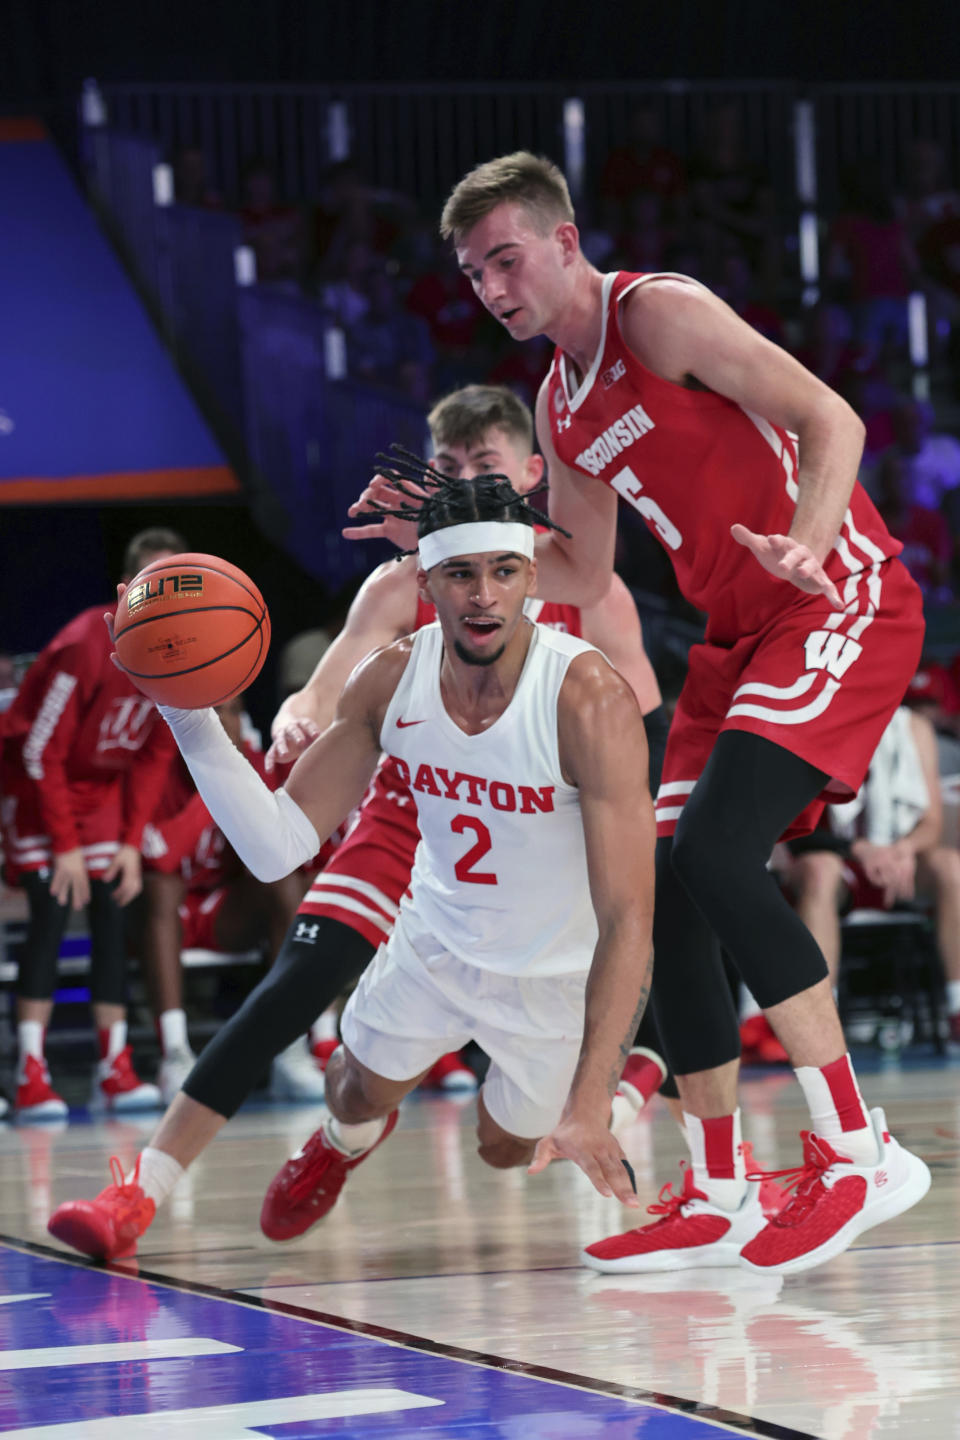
[184,917,374,1119]
[652,730,831,1078]
[18,872,128,1005]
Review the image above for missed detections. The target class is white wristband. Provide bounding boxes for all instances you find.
[158,705,320,882]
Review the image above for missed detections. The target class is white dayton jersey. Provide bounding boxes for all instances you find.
[381,621,599,977]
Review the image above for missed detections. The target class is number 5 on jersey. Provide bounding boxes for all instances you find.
[451,814,497,885]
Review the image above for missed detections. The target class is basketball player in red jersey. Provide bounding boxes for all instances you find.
[346,154,931,1277]
[0,529,182,1120]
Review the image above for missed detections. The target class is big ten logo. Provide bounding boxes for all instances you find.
[126,573,203,611]
[96,696,156,753]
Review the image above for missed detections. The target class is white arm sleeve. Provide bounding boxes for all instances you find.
[157,705,320,882]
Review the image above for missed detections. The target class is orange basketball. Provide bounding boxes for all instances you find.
[114,552,271,708]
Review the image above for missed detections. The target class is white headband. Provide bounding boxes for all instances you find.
[418,522,535,571]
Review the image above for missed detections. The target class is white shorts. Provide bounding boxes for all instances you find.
[340,910,587,1140]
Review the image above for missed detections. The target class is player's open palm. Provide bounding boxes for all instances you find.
[731,525,843,609]
[529,1113,640,1208]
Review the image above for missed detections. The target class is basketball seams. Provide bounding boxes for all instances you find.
[113,604,262,642]
[117,618,266,682]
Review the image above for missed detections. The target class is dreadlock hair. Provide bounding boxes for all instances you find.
[362,444,571,557]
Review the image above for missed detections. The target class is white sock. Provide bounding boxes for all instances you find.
[947,980,960,1016]
[310,1008,339,1044]
[101,1019,127,1063]
[794,1055,879,1164]
[739,988,762,1022]
[683,1109,748,1212]
[326,1113,387,1157]
[158,1009,190,1056]
[127,1146,185,1207]
[18,1020,45,1070]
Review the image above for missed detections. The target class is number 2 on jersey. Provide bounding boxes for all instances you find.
[451,814,497,885]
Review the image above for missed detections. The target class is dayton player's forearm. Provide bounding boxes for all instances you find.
[788,394,866,562]
[568,917,654,1114]
[158,706,322,882]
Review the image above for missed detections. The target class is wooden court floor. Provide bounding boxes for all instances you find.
[1,1059,959,1437]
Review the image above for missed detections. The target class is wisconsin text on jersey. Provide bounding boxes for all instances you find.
[569,403,656,476]
[391,758,556,814]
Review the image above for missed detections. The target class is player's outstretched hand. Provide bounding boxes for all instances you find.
[265,718,322,771]
[731,525,844,609]
[342,471,423,550]
[528,1113,640,1208]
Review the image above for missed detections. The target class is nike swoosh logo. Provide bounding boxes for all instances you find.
[396,717,427,728]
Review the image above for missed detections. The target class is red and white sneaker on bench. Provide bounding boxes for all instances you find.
[740,1108,931,1277]
[15,1055,68,1121]
[581,1162,766,1273]
[610,1047,667,1133]
[91,1047,162,1113]
[48,1156,156,1261]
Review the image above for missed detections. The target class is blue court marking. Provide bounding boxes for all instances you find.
[0,1240,814,1438]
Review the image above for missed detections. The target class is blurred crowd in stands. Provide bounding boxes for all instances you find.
[170,102,960,610]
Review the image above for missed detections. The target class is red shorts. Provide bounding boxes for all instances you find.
[177,887,227,950]
[296,818,416,950]
[656,558,924,840]
[0,768,122,885]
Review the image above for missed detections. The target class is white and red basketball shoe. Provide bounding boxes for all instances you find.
[48,1156,156,1261]
[581,1162,766,1273]
[15,1055,69,1121]
[311,1037,340,1070]
[609,1046,667,1132]
[740,1107,931,1276]
[419,1052,478,1092]
[90,1047,162,1112]
[261,1109,399,1241]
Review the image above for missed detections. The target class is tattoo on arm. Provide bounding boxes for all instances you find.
[607,949,654,1097]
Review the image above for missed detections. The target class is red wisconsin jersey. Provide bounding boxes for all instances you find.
[1,605,176,852]
[545,271,902,644]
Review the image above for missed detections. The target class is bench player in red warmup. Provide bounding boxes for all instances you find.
[346,153,931,1277]
[0,529,181,1119]
[46,386,666,1262]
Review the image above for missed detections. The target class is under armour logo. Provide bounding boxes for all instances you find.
[556,413,572,432]
[295,921,320,943]
[875,1169,888,1187]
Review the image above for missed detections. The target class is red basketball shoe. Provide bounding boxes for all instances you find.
[739,1014,788,1065]
[582,1163,765,1273]
[311,1037,340,1070]
[610,1046,667,1132]
[91,1047,162,1113]
[48,1156,156,1261]
[741,1139,786,1218]
[740,1108,931,1276]
[16,1055,68,1120]
[261,1109,399,1241]
[419,1052,478,1092]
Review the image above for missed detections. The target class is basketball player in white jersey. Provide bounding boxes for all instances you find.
[48,471,655,1260]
